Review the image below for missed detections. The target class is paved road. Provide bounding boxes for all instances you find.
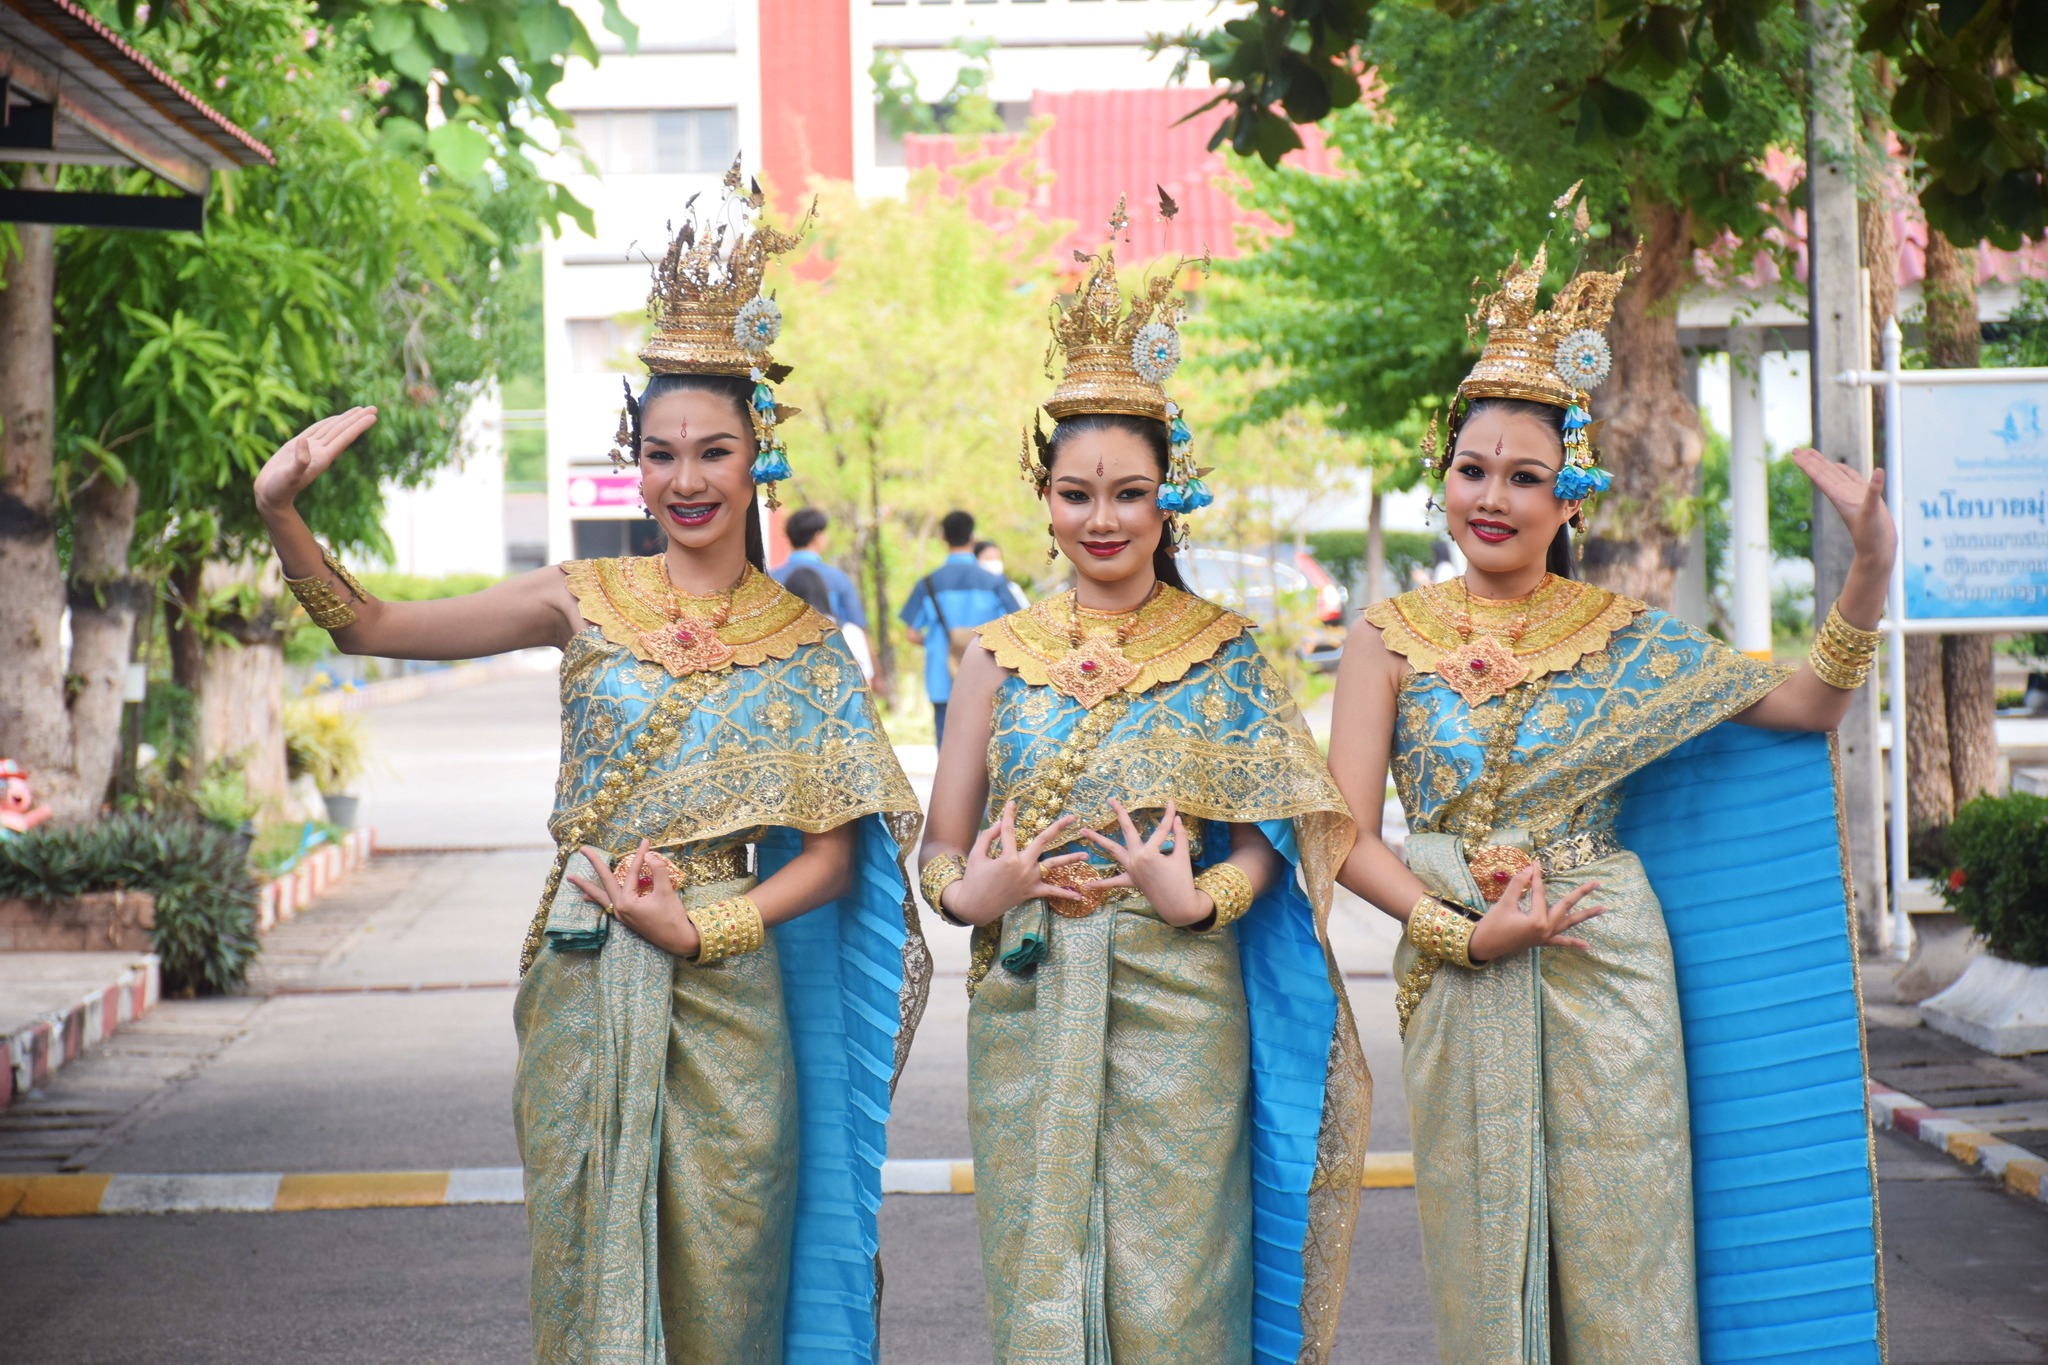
[4,668,2045,1362]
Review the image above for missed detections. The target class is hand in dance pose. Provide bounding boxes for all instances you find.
[1467,863,1604,963]
[1081,797,1208,927]
[939,802,1087,926]
[566,839,701,959]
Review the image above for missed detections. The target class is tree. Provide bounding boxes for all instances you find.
[1200,104,1548,601]
[0,0,608,822]
[778,154,1061,702]
[1158,0,2048,246]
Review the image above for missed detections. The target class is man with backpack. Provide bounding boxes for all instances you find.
[900,510,1014,746]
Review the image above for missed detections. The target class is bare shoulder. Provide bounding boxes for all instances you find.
[1337,614,1409,699]
[505,563,587,641]
[952,639,1006,705]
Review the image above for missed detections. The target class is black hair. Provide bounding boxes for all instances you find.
[940,510,976,548]
[632,372,765,570]
[1447,395,1577,581]
[785,506,828,548]
[972,539,999,557]
[783,565,835,619]
[1041,414,1190,593]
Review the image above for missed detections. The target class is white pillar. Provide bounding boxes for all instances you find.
[1728,327,1771,656]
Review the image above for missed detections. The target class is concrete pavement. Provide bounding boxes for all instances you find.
[3,664,2044,1362]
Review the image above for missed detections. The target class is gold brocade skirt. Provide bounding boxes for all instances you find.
[968,895,1253,1365]
[1402,844,1698,1364]
[513,873,798,1365]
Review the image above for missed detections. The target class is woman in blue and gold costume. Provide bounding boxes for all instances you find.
[1327,197,1896,1364]
[253,166,926,1364]
[916,203,1371,1365]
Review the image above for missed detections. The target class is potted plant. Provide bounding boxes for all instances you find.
[283,701,369,828]
[1923,791,2048,1055]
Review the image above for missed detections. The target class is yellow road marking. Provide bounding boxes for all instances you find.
[273,1171,451,1211]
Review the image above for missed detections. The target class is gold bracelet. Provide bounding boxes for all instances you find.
[1407,894,1479,969]
[919,853,968,926]
[687,895,764,964]
[284,543,370,631]
[1192,862,1256,932]
[1808,604,1879,690]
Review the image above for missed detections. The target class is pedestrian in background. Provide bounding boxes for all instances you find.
[901,509,1013,745]
[975,538,1030,611]
[774,507,873,679]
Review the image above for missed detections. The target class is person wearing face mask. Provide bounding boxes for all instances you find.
[252,165,925,1364]
[975,539,1030,611]
[1326,203,1894,1364]
[914,203,1371,1365]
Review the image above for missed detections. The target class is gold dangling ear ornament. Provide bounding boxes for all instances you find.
[739,294,797,511]
[1018,414,1052,496]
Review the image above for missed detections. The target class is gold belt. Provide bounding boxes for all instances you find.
[607,843,751,899]
[1464,829,1620,903]
[1041,861,1128,919]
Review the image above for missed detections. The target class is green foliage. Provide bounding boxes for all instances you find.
[192,763,261,829]
[1209,106,1543,443]
[1164,0,2048,244]
[1939,791,2048,966]
[283,701,370,793]
[250,819,342,878]
[0,814,260,995]
[354,570,504,601]
[1305,528,1439,595]
[1990,277,2048,366]
[871,37,1006,139]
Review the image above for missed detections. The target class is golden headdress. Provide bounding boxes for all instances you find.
[609,157,814,507]
[1423,184,1636,504]
[1023,194,1212,524]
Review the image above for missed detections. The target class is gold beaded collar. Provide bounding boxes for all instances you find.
[1364,573,1644,705]
[564,557,831,677]
[975,585,1251,707]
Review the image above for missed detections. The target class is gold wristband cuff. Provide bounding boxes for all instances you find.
[1407,894,1479,970]
[687,895,764,964]
[1192,861,1256,932]
[919,853,968,926]
[284,543,371,631]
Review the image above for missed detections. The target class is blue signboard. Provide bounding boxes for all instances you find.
[1899,382,2048,620]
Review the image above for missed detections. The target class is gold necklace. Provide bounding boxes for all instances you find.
[1043,584,1155,708]
[632,557,743,676]
[1430,576,1538,707]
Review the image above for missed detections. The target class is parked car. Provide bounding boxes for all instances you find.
[1179,546,1349,671]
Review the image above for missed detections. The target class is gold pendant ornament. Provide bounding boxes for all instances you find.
[1046,635,1143,709]
[637,618,738,677]
[1437,633,1530,707]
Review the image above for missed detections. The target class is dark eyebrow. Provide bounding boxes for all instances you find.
[643,430,744,447]
[1451,447,1557,472]
[1052,473,1156,487]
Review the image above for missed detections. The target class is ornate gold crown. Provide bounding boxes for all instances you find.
[638,157,812,380]
[1042,195,1206,423]
[1459,241,1632,411]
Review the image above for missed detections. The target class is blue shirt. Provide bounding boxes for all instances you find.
[771,550,868,628]
[898,552,1014,703]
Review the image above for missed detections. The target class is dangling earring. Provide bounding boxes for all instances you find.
[1421,493,1444,532]
[1045,522,1060,565]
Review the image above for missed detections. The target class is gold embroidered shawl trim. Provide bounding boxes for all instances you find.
[974,586,1252,701]
[1364,574,1645,681]
[563,557,832,674]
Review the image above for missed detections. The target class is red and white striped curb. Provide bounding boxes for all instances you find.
[2,955,159,1113]
[256,827,375,932]
[1869,1080,2048,1208]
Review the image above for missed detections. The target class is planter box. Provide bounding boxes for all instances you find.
[0,890,156,953]
[1920,954,2048,1056]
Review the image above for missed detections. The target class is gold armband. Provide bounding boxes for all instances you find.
[919,853,968,927]
[284,543,371,631]
[1192,862,1256,933]
[1807,604,1880,691]
[687,895,765,965]
[1407,894,1479,970]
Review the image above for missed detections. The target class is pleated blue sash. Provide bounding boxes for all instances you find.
[1617,724,1883,1363]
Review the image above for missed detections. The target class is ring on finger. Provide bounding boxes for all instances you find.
[1158,837,1176,855]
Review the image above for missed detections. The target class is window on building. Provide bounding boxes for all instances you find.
[568,318,645,373]
[573,109,739,175]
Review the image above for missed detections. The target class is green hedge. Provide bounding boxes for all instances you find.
[1939,792,2048,967]
[0,815,260,995]
[1305,529,1440,597]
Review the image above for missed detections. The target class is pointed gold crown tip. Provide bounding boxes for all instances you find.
[1040,198,1200,423]
[639,159,812,379]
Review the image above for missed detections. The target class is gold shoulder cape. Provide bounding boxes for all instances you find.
[975,584,1253,701]
[1364,574,1645,682]
[564,556,832,675]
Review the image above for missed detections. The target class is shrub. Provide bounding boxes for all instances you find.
[0,814,260,995]
[1939,792,2048,967]
[283,700,369,793]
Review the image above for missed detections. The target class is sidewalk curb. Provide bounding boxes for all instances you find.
[303,650,555,715]
[1870,1079,2048,1208]
[0,1152,1419,1218]
[256,827,376,932]
[2,955,159,1114]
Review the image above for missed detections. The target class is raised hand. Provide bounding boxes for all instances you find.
[941,801,1088,927]
[254,407,379,515]
[1081,798,1207,927]
[1466,863,1605,963]
[566,839,701,958]
[1789,446,1895,567]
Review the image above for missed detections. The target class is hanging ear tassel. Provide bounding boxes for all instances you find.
[1419,408,1441,476]
[611,377,640,469]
